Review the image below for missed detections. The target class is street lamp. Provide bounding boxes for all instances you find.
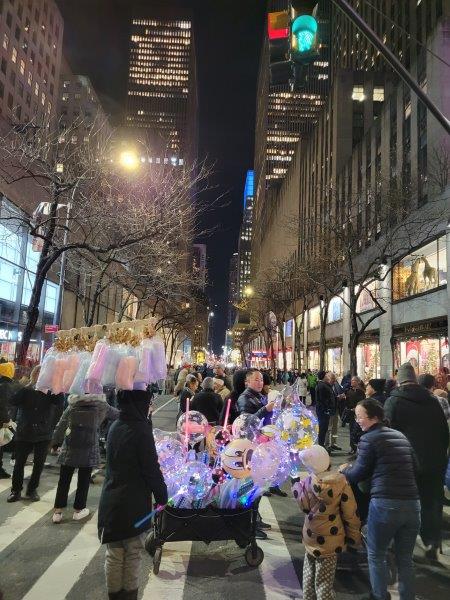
[209,311,214,317]
[119,149,139,171]
[244,285,254,297]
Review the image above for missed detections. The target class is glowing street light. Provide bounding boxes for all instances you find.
[244,285,254,297]
[119,149,139,171]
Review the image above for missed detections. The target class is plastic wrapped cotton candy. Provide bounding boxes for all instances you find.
[36,348,56,392]
[134,338,154,385]
[101,344,128,387]
[69,351,92,395]
[62,352,81,393]
[115,354,138,391]
[85,339,110,387]
[51,355,70,395]
[148,336,167,382]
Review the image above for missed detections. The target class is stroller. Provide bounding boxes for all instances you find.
[145,502,264,575]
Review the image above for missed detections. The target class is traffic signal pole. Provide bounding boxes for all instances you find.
[331,0,450,135]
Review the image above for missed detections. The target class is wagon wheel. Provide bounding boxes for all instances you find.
[153,546,162,575]
[245,544,264,567]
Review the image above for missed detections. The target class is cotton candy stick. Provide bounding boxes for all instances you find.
[223,397,231,429]
[185,396,190,450]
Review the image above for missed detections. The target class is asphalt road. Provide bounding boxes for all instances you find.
[0,394,448,600]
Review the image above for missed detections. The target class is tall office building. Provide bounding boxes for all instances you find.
[0,0,63,125]
[252,0,330,272]
[237,170,254,301]
[125,3,198,164]
[227,252,239,330]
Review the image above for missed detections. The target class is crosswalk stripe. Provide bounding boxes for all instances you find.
[141,540,193,598]
[258,496,302,599]
[22,513,100,600]
[0,472,88,555]
[0,466,32,493]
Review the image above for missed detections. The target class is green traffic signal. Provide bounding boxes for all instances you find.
[292,14,318,53]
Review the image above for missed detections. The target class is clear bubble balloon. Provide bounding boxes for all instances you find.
[155,436,185,474]
[231,413,261,441]
[274,403,318,451]
[178,460,213,501]
[177,410,209,446]
[250,440,284,488]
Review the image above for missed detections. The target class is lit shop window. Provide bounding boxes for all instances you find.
[393,236,447,300]
[327,296,343,323]
[309,305,321,329]
[356,280,380,313]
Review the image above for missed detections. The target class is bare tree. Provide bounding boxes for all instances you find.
[0,115,211,363]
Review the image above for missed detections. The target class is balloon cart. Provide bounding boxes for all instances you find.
[145,503,264,574]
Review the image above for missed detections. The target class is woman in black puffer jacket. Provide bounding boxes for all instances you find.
[219,369,247,425]
[342,399,419,600]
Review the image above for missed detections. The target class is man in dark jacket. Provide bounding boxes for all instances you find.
[7,365,63,502]
[237,368,275,419]
[98,389,167,600]
[213,363,233,392]
[384,362,449,559]
[315,371,336,449]
[0,361,20,479]
[191,377,223,423]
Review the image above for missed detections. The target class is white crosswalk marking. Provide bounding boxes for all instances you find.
[0,466,32,493]
[141,541,193,599]
[0,475,79,554]
[258,496,303,600]
[22,514,100,600]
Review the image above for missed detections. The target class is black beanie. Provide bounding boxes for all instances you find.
[369,378,386,394]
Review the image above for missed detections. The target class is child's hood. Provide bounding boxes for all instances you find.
[310,471,347,504]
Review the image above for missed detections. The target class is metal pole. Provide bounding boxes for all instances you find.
[331,0,450,135]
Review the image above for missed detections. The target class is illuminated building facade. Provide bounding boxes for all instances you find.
[125,3,198,163]
[227,252,239,330]
[237,170,254,301]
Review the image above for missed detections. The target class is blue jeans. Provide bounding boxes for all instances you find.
[367,498,420,600]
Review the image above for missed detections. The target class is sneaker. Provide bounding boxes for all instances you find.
[262,490,272,497]
[255,528,268,540]
[25,490,40,502]
[424,545,438,561]
[258,520,272,530]
[73,508,90,521]
[330,444,342,451]
[52,512,63,524]
[0,467,11,479]
[7,491,21,502]
[269,486,288,497]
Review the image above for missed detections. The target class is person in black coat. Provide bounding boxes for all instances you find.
[366,378,387,405]
[342,398,420,600]
[219,369,247,425]
[237,369,275,419]
[98,389,167,600]
[0,360,21,479]
[345,376,366,454]
[190,377,223,424]
[315,371,336,448]
[384,362,449,559]
[7,365,63,503]
[176,374,199,422]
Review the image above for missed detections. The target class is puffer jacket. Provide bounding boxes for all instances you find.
[52,394,119,468]
[343,423,419,500]
[0,374,21,424]
[384,384,449,475]
[237,387,269,419]
[292,471,361,558]
[10,385,63,442]
[219,369,247,425]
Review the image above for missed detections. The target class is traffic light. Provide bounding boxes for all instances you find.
[290,1,319,64]
[267,11,292,86]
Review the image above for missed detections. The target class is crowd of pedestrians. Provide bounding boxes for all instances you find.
[1,355,449,600]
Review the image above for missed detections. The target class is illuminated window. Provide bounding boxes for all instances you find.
[373,87,384,102]
[11,47,17,63]
[3,33,9,50]
[19,59,25,75]
[352,85,365,101]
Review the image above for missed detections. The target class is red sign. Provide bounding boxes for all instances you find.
[44,324,59,333]
[268,11,289,40]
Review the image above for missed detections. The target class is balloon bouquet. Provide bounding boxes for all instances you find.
[151,383,319,514]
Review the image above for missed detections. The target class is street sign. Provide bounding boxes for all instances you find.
[44,324,59,333]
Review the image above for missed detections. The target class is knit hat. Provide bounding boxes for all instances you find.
[368,378,386,394]
[0,361,15,379]
[299,445,330,474]
[396,362,417,385]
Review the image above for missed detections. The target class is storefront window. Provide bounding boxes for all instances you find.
[309,305,321,329]
[25,239,40,272]
[0,222,22,264]
[356,280,378,313]
[284,319,293,337]
[396,337,449,375]
[308,348,320,371]
[21,270,35,306]
[357,342,380,380]
[44,281,58,314]
[327,296,343,323]
[393,236,446,300]
[0,259,20,302]
[326,347,342,377]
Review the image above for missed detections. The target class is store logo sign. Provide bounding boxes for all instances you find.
[0,329,22,342]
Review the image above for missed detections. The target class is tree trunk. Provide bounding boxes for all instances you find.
[279,325,287,373]
[319,301,328,371]
[349,290,359,376]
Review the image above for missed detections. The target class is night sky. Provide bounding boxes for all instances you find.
[56,0,265,354]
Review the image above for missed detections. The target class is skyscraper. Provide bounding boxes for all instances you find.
[237,170,254,301]
[125,3,198,164]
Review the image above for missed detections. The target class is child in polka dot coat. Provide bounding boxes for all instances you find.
[292,445,361,600]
